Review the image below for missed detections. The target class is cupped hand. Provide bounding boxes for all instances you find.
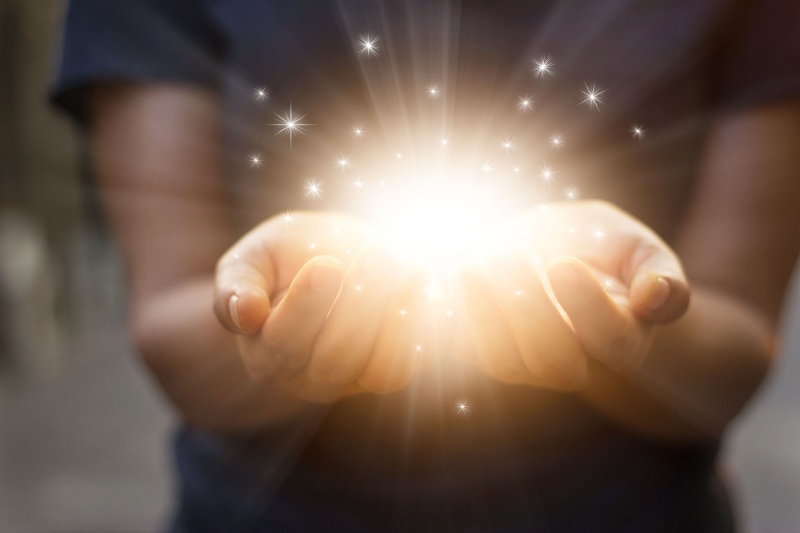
[451,200,690,390]
[214,211,436,403]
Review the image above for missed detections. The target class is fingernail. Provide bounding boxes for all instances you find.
[549,260,581,293]
[229,295,242,330]
[646,277,670,310]
[309,263,342,293]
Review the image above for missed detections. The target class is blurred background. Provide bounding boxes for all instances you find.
[0,2,797,531]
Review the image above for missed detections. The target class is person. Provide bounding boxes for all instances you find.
[53,0,800,531]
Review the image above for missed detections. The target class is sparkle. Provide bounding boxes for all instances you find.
[304,178,323,199]
[254,87,269,101]
[249,153,263,167]
[414,344,424,354]
[399,309,408,317]
[427,84,441,98]
[631,125,645,138]
[356,33,380,57]
[502,138,515,152]
[352,178,365,190]
[565,188,578,200]
[445,309,454,319]
[355,284,363,293]
[532,56,554,78]
[481,161,493,173]
[308,242,318,251]
[438,136,451,148]
[394,152,404,160]
[592,227,607,242]
[549,135,563,148]
[539,164,555,183]
[337,156,350,170]
[281,210,294,226]
[514,289,524,298]
[512,166,521,174]
[352,125,365,138]
[580,83,606,111]
[271,103,310,146]
[456,401,470,414]
[603,278,615,289]
[517,94,534,111]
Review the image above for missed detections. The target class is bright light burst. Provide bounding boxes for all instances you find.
[565,188,578,200]
[517,94,534,111]
[539,164,555,184]
[271,103,310,146]
[337,156,350,170]
[592,227,607,242]
[456,401,470,414]
[532,56,554,78]
[281,209,294,226]
[631,125,645,138]
[580,83,606,111]
[427,85,441,98]
[352,178,365,190]
[438,136,451,148]
[549,135,563,148]
[502,138,515,152]
[352,125,365,138]
[356,33,380,57]
[304,178,323,199]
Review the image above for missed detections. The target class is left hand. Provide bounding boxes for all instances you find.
[450,200,690,390]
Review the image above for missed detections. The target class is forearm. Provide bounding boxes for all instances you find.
[131,277,310,432]
[581,285,773,442]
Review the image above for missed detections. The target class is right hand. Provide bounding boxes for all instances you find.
[214,211,437,403]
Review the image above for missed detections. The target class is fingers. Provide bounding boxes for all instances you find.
[548,257,649,369]
[358,271,430,394]
[307,245,405,386]
[239,256,344,378]
[486,253,588,390]
[215,250,275,335]
[628,269,690,324]
[455,263,531,384]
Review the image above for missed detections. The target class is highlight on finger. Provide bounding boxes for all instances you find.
[547,256,649,369]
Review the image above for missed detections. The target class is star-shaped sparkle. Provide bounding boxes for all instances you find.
[254,87,269,101]
[517,94,534,111]
[549,135,563,148]
[456,401,470,415]
[304,178,323,199]
[532,56,554,78]
[352,125,365,138]
[580,83,606,111]
[270,104,310,147]
[249,153,263,167]
[631,125,645,139]
[356,34,380,57]
[427,85,441,98]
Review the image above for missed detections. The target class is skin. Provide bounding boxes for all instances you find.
[91,83,800,441]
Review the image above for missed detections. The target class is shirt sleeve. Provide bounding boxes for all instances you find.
[710,0,800,112]
[51,0,226,124]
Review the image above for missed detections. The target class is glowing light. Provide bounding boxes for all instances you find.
[514,289,524,298]
[592,227,607,242]
[304,178,323,199]
[565,188,578,200]
[399,309,408,317]
[481,162,493,173]
[337,156,350,170]
[539,164,555,183]
[532,56,554,78]
[603,277,615,289]
[352,125,365,138]
[352,178,365,190]
[427,85,441,98]
[549,135,563,148]
[438,136,451,148]
[517,94,534,111]
[580,83,606,111]
[271,103,310,146]
[631,125,645,138]
[456,401,470,414]
[281,210,294,226]
[355,284,363,293]
[502,138,515,152]
[308,242,318,251]
[394,152,404,160]
[254,87,269,101]
[356,33,380,57]
[414,344,424,354]
[249,153,263,167]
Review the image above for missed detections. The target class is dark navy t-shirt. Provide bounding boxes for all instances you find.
[54,1,800,531]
